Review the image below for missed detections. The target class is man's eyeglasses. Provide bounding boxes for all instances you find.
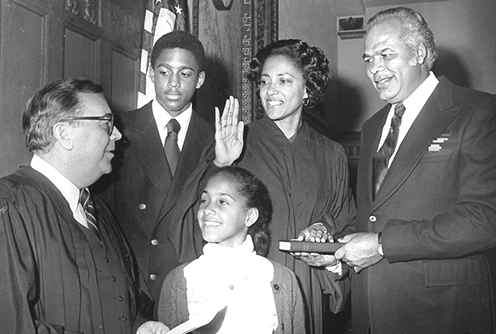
[62,114,115,135]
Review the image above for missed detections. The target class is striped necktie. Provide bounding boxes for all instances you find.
[79,188,103,243]
[372,102,406,197]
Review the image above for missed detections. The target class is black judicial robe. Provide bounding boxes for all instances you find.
[236,117,356,334]
[0,166,137,333]
[165,116,356,334]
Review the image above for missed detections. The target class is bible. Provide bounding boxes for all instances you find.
[279,240,344,253]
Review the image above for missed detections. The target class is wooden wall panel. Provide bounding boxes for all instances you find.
[110,48,138,113]
[0,1,46,176]
[63,26,100,82]
[195,0,240,124]
[0,0,150,177]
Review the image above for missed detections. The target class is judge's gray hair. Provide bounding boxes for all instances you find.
[23,77,104,153]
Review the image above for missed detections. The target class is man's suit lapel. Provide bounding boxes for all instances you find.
[361,105,389,205]
[131,103,172,197]
[373,78,462,209]
[161,112,211,217]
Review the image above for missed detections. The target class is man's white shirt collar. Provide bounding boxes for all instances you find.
[379,72,439,166]
[402,71,439,116]
[152,100,192,150]
[31,154,87,227]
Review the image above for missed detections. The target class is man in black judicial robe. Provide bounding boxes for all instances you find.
[0,78,139,333]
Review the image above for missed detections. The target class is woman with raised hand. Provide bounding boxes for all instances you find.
[214,39,356,334]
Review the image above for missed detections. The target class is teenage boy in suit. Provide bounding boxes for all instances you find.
[107,30,214,317]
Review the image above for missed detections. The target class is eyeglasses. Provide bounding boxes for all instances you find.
[62,113,115,135]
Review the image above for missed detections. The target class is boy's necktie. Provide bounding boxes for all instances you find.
[164,118,181,176]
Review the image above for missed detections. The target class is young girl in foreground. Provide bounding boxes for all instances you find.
[153,166,306,334]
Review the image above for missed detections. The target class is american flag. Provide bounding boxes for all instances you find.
[138,0,188,108]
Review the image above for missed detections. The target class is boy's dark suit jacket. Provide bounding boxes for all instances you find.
[353,77,496,334]
[110,101,214,310]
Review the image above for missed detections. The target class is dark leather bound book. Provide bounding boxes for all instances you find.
[279,240,344,253]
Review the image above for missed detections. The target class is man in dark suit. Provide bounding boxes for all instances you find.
[334,7,496,334]
[108,31,214,316]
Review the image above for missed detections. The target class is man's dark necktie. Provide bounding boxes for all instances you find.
[372,102,406,196]
[164,118,181,176]
[79,188,103,243]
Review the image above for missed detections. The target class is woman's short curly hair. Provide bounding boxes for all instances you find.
[248,39,331,107]
[212,166,273,257]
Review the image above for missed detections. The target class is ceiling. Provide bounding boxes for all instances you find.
[329,0,452,16]
[362,0,451,8]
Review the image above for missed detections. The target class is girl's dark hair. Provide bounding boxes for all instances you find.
[213,166,273,256]
[248,39,331,107]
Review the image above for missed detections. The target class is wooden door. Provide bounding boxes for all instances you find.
[191,0,278,124]
[0,0,145,177]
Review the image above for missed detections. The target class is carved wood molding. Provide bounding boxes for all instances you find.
[254,0,277,54]
[83,0,97,24]
[65,0,98,25]
[252,0,278,121]
[65,0,80,16]
[110,2,141,51]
